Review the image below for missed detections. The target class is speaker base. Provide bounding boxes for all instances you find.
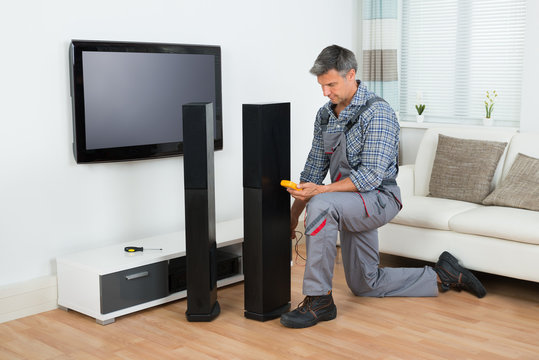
[186,301,221,322]
[244,302,291,322]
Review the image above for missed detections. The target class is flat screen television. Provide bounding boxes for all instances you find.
[69,40,223,163]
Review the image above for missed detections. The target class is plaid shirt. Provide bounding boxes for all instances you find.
[300,82,400,192]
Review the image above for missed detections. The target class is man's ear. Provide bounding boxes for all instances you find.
[346,68,356,81]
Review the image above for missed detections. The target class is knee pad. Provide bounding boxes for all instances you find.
[305,195,334,237]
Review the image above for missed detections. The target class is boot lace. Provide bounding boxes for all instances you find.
[297,296,315,312]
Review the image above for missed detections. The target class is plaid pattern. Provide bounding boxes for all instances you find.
[300,82,400,192]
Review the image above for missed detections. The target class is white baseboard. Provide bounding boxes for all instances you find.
[0,275,58,323]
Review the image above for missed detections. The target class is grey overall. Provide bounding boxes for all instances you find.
[302,102,438,297]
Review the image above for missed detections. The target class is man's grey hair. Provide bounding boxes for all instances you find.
[309,45,358,77]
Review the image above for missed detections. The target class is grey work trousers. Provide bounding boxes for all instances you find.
[303,185,438,297]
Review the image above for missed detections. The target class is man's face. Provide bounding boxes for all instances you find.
[317,69,356,106]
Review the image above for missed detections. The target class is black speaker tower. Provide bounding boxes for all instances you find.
[182,102,220,322]
[242,103,291,321]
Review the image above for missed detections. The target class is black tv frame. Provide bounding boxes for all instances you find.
[69,40,223,164]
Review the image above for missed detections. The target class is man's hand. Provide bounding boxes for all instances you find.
[287,182,325,202]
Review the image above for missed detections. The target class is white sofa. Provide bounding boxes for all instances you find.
[379,127,539,283]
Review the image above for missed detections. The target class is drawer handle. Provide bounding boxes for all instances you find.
[125,271,149,280]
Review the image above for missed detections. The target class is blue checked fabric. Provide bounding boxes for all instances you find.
[300,82,399,192]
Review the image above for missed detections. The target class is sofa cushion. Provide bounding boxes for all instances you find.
[413,127,516,197]
[482,153,539,211]
[392,196,481,230]
[449,206,539,245]
[500,132,539,178]
[428,134,507,204]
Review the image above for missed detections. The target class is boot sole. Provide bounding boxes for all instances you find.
[280,306,337,329]
[439,251,487,298]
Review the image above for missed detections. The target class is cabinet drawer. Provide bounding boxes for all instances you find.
[100,261,168,314]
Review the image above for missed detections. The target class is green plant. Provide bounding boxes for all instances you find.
[415,104,425,115]
[484,90,498,118]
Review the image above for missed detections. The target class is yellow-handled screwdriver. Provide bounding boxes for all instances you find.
[124,246,163,252]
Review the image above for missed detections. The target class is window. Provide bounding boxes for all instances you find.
[399,0,526,127]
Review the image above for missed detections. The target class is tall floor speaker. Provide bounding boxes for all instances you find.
[242,102,291,321]
[182,102,220,322]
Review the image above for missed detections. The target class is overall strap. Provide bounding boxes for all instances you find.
[319,96,386,130]
[320,107,331,128]
[344,96,385,132]
[381,178,397,186]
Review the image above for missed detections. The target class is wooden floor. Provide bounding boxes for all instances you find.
[1,247,538,360]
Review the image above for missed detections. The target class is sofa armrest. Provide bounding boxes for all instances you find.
[396,164,415,198]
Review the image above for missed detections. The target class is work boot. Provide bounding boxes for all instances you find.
[280,291,337,328]
[434,251,487,298]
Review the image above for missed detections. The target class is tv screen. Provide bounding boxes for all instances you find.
[69,40,223,163]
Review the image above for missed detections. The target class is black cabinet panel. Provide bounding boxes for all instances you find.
[100,261,168,314]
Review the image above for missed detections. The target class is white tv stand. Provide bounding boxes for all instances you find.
[57,218,244,325]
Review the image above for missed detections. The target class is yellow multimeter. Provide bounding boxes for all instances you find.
[280,180,301,191]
